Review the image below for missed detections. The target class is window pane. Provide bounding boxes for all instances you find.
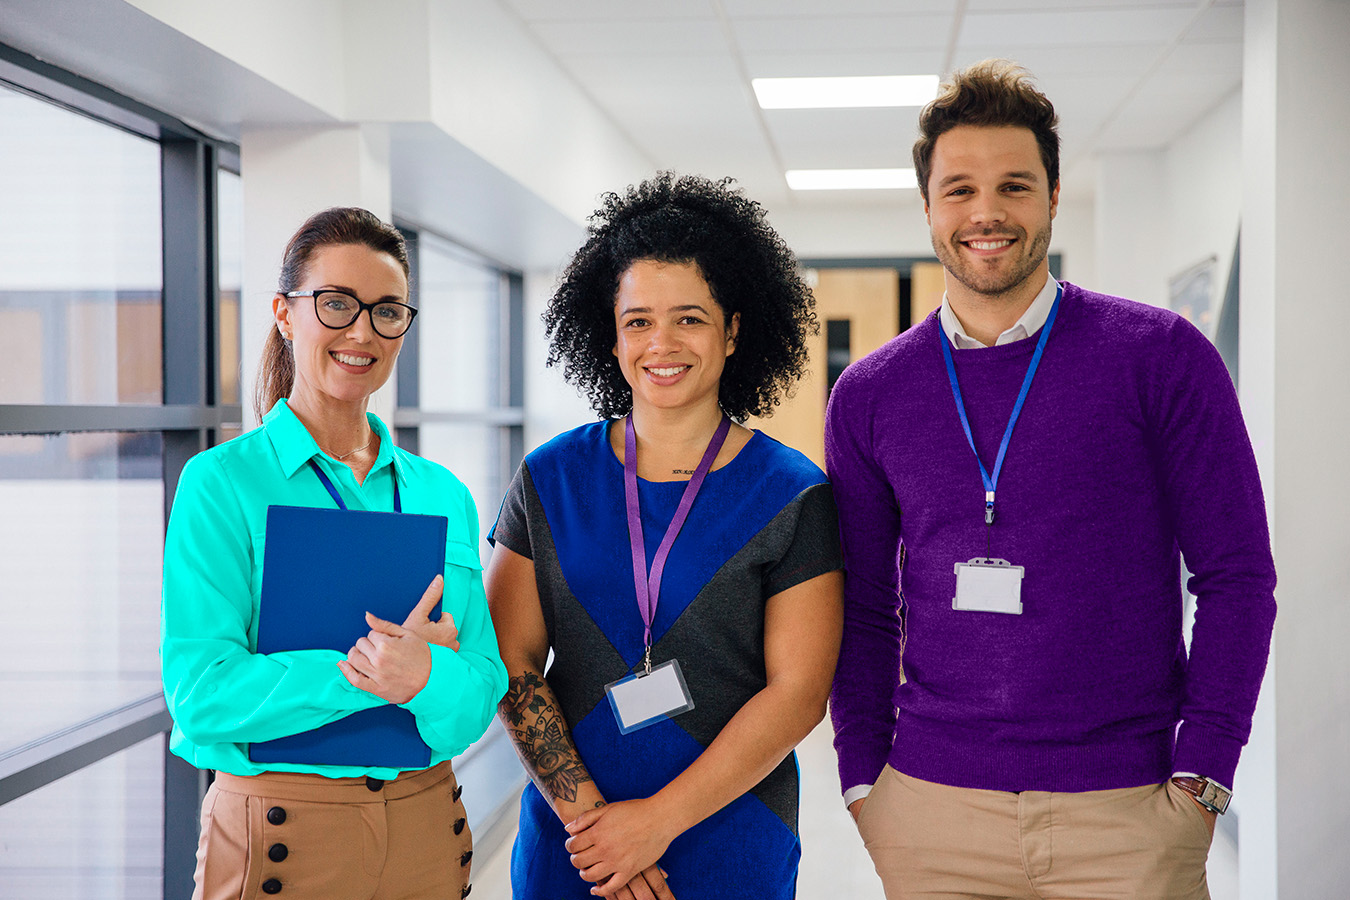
[0,432,164,749]
[218,169,243,407]
[419,423,502,561]
[0,83,164,405]
[417,234,500,412]
[0,734,163,898]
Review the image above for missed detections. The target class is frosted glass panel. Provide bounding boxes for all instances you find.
[0,735,163,898]
[0,433,164,751]
[417,234,500,412]
[0,82,163,405]
[418,423,500,562]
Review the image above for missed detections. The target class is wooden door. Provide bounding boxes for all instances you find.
[750,268,901,469]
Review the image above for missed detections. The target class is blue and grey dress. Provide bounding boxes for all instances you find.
[489,420,841,899]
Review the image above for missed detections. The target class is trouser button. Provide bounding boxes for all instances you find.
[453,817,466,835]
[460,850,473,866]
[266,807,286,825]
[262,878,283,894]
[452,784,463,802]
[365,777,384,792]
[460,885,472,898]
[268,843,288,863]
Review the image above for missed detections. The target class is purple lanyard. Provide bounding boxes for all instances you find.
[623,413,731,672]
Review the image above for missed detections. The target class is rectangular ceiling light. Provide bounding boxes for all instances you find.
[753,75,939,109]
[786,168,918,191]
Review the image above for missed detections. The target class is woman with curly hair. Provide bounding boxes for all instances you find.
[485,173,844,899]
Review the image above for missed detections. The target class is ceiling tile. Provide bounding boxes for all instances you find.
[950,44,1156,80]
[732,14,956,52]
[959,7,1195,45]
[766,107,922,169]
[742,49,947,78]
[1152,40,1244,78]
[725,0,956,14]
[503,0,719,22]
[1183,4,1245,43]
[563,53,744,87]
[966,0,1199,8]
[1097,70,1239,149]
[530,18,728,55]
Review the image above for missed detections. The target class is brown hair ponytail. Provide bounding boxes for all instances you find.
[251,207,410,421]
[253,325,297,422]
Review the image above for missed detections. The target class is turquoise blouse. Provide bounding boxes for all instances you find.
[160,399,507,777]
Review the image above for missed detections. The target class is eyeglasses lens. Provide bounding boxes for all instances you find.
[314,292,412,337]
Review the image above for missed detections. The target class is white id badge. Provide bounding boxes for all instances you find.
[953,558,1025,614]
[604,658,695,735]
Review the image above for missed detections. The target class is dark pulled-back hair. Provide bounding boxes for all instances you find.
[544,172,817,420]
[913,59,1060,203]
[253,207,409,421]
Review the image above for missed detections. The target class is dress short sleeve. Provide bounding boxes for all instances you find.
[488,461,534,560]
[764,482,843,598]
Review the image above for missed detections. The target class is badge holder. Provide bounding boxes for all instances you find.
[604,654,695,735]
[953,558,1025,615]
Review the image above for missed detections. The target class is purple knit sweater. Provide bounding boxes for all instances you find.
[825,283,1276,795]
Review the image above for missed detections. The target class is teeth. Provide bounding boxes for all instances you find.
[334,352,374,367]
[967,239,1012,250]
[648,366,688,377]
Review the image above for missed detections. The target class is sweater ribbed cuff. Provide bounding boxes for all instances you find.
[1172,722,1244,788]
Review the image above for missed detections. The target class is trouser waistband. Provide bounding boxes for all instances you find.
[212,760,454,803]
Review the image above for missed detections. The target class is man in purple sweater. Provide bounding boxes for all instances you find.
[825,60,1276,899]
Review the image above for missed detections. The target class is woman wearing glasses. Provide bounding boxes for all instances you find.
[161,207,506,900]
[486,174,844,899]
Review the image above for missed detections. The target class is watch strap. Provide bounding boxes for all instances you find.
[1172,775,1232,815]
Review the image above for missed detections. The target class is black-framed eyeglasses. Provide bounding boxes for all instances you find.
[284,289,418,339]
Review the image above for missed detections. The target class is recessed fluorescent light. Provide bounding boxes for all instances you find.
[753,75,939,109]
[786,168,918,191]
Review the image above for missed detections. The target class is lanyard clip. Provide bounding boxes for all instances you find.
[985,491,996,526]
[643,645,652,676]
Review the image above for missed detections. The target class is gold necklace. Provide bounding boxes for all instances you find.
[321,434,373,461]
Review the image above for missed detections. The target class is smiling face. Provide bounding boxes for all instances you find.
[924,124,1059,303]
[273,242,409,413]
[611,259,739,418]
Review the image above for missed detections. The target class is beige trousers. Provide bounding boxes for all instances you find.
[193,761,473,900]
[857,766,1214,900]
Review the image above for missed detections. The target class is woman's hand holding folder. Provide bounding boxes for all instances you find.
[337,575,461,703]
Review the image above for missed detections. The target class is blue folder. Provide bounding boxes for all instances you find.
[248,504,448,769]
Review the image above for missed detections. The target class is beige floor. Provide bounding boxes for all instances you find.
[468,720,1238,900]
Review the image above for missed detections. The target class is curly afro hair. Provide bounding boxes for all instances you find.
[544,172,818,421]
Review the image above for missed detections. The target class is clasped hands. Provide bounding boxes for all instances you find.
[337,574,460,704]
[564,798,678,900]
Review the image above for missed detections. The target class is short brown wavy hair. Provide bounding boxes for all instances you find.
[913,59,1060,203]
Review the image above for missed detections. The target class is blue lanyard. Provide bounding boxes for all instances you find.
[307,459,401,513]
[938,284,1062,526]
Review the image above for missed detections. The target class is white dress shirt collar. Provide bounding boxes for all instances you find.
[939,274,1060,349]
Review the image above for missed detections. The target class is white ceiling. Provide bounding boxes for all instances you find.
[499,0,1244,210]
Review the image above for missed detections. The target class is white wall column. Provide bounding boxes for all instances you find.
[239,125,394,427]
[1241,0,1350,896]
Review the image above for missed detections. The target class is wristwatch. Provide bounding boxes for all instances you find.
[1172,775,1232,815]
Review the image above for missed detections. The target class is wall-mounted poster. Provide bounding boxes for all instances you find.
[1169,255,1218,340]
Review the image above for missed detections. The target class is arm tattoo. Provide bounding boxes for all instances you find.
[499,672,593,804]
